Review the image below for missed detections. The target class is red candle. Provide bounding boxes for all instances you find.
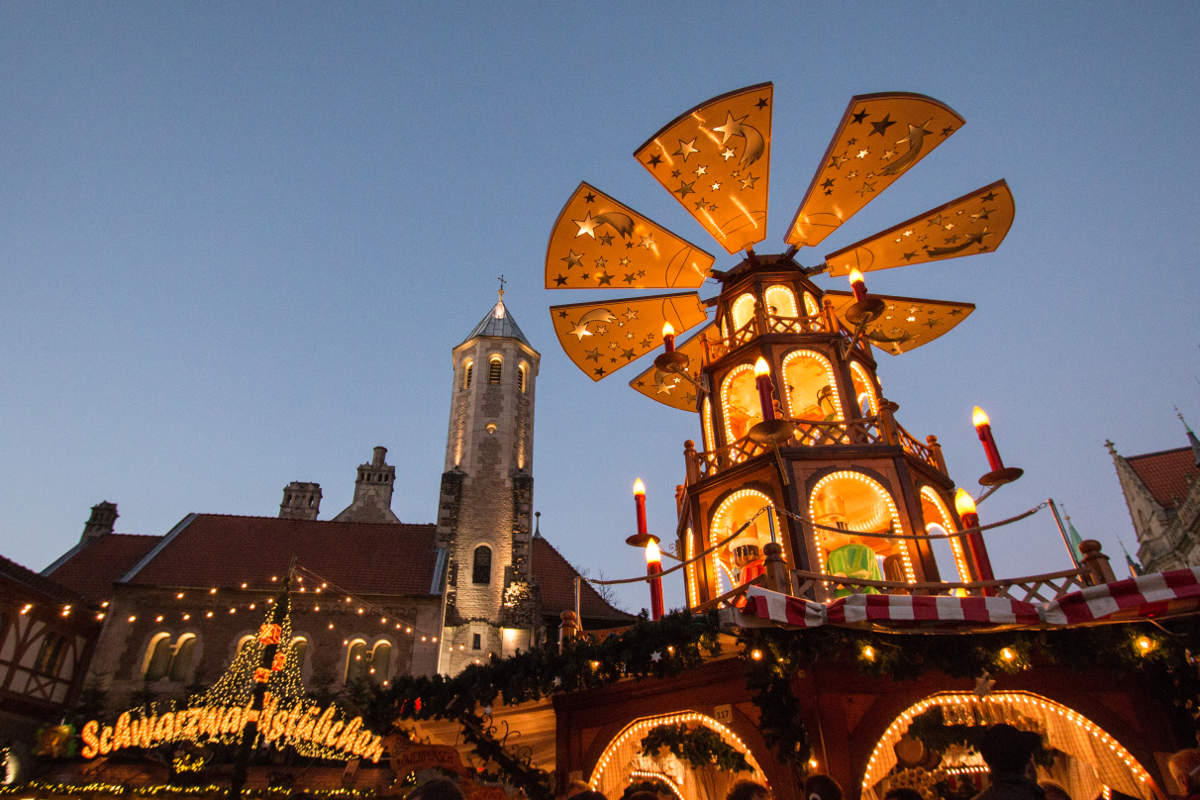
[662,322,676,354]
[972,406,1004,472]
[754,357,775,421]
[849,269,868,303]
[633,478,648,536]
[955,489,995,593]
[646,540,664,620]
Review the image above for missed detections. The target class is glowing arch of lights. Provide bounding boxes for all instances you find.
[861,691,1157,800]
[730,292,757,332]
[848,361,880,416]
[920,486,970,583]
[628,771,686,800]
[781,349,844,421]
[701,397,715,453]
[764,284,798,318]
[588,711,767,798]
[719,363,758,447]
[684,527,699,609]
[710,489,782,595]
[803,291,820,318]
[808,470,915,584]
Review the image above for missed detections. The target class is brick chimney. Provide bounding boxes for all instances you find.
[279,482,322,520]
[82,501,118,542]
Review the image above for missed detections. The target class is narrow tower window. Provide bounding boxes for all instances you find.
[462,360,473,390]
[488,356,502,384]
[517,362,527,393]
[472,545,492,584]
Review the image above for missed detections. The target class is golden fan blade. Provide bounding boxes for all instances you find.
[635,83,773,255]
[545,182,715,289]
[628,323,716,410]
[824,180,1014,276]
[824,290,974,355]
[550,292,709,381]
[786,93,964,250]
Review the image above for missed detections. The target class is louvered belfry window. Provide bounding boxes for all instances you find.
[487,357,502,384]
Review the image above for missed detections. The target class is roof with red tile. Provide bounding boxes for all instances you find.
[124,515,439,596]
[43,533,162,603]
[1127,446,1200,510]
[532,537,635,624]
[0,554,88,605]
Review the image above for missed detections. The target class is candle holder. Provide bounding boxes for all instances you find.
[845,296,886,326]
[653,350,690,373]
[979,465,1024,487]
[748,418,795,446]
[625,531,660,548]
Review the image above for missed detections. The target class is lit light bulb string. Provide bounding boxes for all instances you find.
[98,564,439,643]
[584,500,1047,589]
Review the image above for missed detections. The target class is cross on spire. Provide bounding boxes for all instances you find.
[498,273,507,300]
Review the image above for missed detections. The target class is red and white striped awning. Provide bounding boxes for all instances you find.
[732,567,1200,631]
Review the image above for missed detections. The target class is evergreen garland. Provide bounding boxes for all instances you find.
[639,723,752,772]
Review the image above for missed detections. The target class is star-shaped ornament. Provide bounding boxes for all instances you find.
[974,671,995,697]
[650,650,663,662]
[712,111,749,146]
[573,211,599,238]
[552,676,562,687]
[674,138,699,160]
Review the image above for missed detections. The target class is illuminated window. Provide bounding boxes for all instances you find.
[782,350,843,422]
[849,361,879,417]
[809,470,916,587]
[764,285,798,318]
[720,364,761,444]
[370,640,391,682]
[921,486,970,583]
[33,634,68,677]
[168,634,196,682]
[462,360,473,390]
[142,633,172,680]
[472,545,492,584]
[802,292,820,318]
[710,489,782,595]
[730,293,757,332]
[701,397,715,452]
[517,362,527,393]
[344,639,367,683]
[487,355,502,384]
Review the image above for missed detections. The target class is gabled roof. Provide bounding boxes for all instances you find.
[121,514,439,596]
[43,533,162,603]
[460,298,531,347]
[532,537,635,624]
[0,554,88,605]
[1126,446,1200,510]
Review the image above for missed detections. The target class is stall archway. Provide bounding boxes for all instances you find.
[860,691,1161,800]
[589,711,767,800]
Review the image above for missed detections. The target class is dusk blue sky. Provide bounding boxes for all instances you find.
[3,3,1198,613]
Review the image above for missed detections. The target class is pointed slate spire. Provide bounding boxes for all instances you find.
[1118,536,1144,578]
[1177,408,1200,468]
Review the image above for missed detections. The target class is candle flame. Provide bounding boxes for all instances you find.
[849,268,865,286]
[972,406,990,428]
[633,477,646,496]
[661,321,675,337]
[754,356,770,377]
[954,488,977,517]
[645,540,661,564]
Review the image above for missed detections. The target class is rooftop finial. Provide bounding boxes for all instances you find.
[495,274,507,318]
[1178,406,1200,467]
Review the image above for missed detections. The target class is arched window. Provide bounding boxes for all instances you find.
[719,364,761,445]
[921,486,970,584]
[701,396,715,452]
[730,293,757,333]
[764,285,798,318]
[684,526,699,608]
[370,641,391,682]
[168,634,196,682]
[461,360,473,390]
[290,636,309,672]
[488,355,502,384]
[517,362,527,393]
[710,489,781,595]
[802,292,820,318]
[782,350,843,423]
[849,361,880,417]
[344,639,368,683]
[472,545,492,584]
[809,470,916,590]
[143,632,173,680]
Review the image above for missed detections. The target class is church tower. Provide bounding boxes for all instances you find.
[436,289,540,674]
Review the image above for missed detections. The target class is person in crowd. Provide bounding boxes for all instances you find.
[971,724,1044,800]
[727,780,771,800]
[804,774,844,800]
[1037,781,1070,800]
[406,777,464,800]
[883,788,924,800]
